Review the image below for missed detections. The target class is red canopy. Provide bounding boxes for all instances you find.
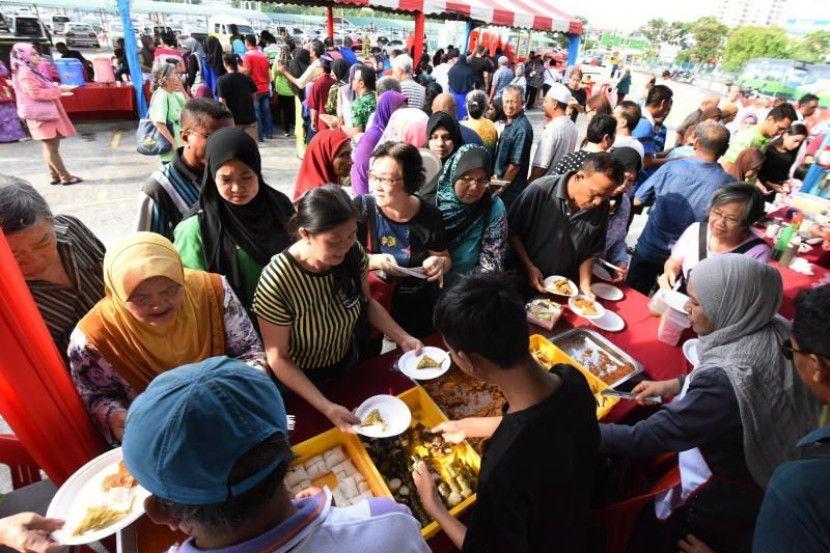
[333,0,583,35]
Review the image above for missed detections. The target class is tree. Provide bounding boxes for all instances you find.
[638,18,670,45]
[722,26,790,71]
[788,31,830,63]
[686,16,729,64]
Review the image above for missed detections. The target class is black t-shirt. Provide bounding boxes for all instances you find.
[758,146,796,186]
[217,72,257,125]
[469,56,494,89]
[462,364,600,553]
[568,87,587,122]
[355,195,447,294]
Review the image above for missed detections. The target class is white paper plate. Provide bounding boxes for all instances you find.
[592,264,613,281]
[353,395,411,438]
[543,275,578,297]
[591,282,623,301]
[47,448,151,545]
[683,338,700,368]
[397,346,451,380]
[798,242,813,253]
[664,290,690,313]
[568,295,606,320]
[591,310,625,332]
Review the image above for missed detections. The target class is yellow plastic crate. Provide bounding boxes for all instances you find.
[361,386,481,539]
[529,334,620,419]
[290,428,388,499]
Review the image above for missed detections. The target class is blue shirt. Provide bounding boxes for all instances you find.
[338,47,358,66]
[460,124,484,147]
[494,112,533,207]
[753,425,830,553]
[232,39,246,57]
[632,111,667,184]
[633,157,734,262]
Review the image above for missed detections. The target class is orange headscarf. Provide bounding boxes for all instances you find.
[293,129,350,202]
[77,233,225,391]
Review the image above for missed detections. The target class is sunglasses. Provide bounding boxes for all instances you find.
[780,340,807,361]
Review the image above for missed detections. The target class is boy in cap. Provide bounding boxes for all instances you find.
[123,356,429,553]
[529,82,578,182]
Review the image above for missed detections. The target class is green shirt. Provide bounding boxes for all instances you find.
[173,215,263,309]
[351,92,377,130]
[723,127,771,164]
[148,90,186,163]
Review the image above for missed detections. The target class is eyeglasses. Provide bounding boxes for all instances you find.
[457,176,491,187]
[781,340,807,361]
[369,172,403,187]
[709,209,742,227]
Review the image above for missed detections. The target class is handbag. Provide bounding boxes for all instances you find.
[136,91,174,156]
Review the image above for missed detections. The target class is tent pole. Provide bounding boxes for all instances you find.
[327,6,334,41]
[413,11,425,66]
[566,33,580,67]
[462,20,475,55]
[117,0,148,118]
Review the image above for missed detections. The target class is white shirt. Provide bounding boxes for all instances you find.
[612,135,645,161]
[432,61,454,94]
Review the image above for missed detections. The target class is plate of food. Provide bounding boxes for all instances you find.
[591,282,623,301]
[683,338,700,368]
[543,276,578,297]
[353,395,412,438]
[47,448,150,545]
[568,295,606,320]
[398,347,452,380]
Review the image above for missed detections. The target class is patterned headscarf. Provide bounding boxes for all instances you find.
[436,144,493,239]
[10,42,51,85]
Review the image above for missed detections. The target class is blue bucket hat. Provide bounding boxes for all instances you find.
[122,356,290,505]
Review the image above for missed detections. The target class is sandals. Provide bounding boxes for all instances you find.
[50,178,61,185]
[60,176,83,186]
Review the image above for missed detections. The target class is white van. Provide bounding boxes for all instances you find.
[208,16,254,51]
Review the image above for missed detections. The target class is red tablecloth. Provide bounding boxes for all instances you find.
[59,82,136,120]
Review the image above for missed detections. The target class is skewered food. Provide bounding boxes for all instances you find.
[416,355,441,370]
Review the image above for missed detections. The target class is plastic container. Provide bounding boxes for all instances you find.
[92,57,115,83]
[657,307,691,346]
[528,334,620,419]
[53,58,86,87]
[362,386,481,539]
[648,288,669,317]
[779,237,800,267]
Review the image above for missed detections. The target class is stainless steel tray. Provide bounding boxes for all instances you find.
[550,328,645,389]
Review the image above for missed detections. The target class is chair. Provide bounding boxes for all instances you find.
[0,434,42,490]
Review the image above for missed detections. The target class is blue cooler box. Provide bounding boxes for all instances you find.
[54,58,86,87]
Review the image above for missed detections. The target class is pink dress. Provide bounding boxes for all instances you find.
[17,69,75,140]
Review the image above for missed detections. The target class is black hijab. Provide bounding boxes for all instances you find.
[197,128,294,308]
[426,111,464,162]
[331,58,350,84]
[204,37,226,77]
[288,48,310,78]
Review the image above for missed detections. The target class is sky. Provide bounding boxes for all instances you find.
[553,0,720,30]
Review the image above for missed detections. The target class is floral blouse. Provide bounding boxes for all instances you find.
[68,277,266,445]
[351,92,377,130]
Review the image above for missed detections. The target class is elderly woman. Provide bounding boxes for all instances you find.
[148,63,188,163]
[603,254,820,552]
[0,176,104,357]
[437,144,507,280]
[356,141,450,341]
[350,90,406,196]
[462,90,498,156]
[174,128,294,312]
[419,111,465,203]
[69,232,264,445]
[253,186,422,432]
[10,43,81,185]
[662,183,771,290]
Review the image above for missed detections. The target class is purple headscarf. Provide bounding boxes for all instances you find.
[10,42,53,90]
[350,90,406,195]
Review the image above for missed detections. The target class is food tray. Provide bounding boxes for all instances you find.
[289,428,387,500]
[420,365,506,421]
[550,328,644,389]
[360,386,481,539]
[529,334,620,419]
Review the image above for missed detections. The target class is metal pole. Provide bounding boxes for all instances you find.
[413,11,425,66]
[327,5,334,41]
[117,0,148,118]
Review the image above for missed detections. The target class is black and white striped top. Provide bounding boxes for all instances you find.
[253,245,368,370]
[27,215,105,358]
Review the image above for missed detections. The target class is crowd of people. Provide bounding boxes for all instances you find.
[0,30,830,553]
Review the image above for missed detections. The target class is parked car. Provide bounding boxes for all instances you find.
[63,22,100,48]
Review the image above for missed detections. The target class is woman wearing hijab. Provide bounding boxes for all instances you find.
[293,129,353,202]
[181,37,215,98]
[603,147,641,280]
[447,55,474,120]
[729,147,766,182]
[419,111,466,203]
[204,36,226,83]
[174,128,294,312]
[325,59,350,118]
[600,254,820,552]
[379,107,429,148]
[437,144,507,280]
[10,43,82,185]
[69,232,265,445]
[350,91,406,196]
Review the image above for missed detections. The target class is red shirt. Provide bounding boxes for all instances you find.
[243,50,271,94]
[307,74,336,131]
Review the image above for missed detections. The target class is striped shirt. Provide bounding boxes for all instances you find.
[27,215,105,358]
[400,78,426,110]
[253,245,368,370]
[136,148,203,241]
